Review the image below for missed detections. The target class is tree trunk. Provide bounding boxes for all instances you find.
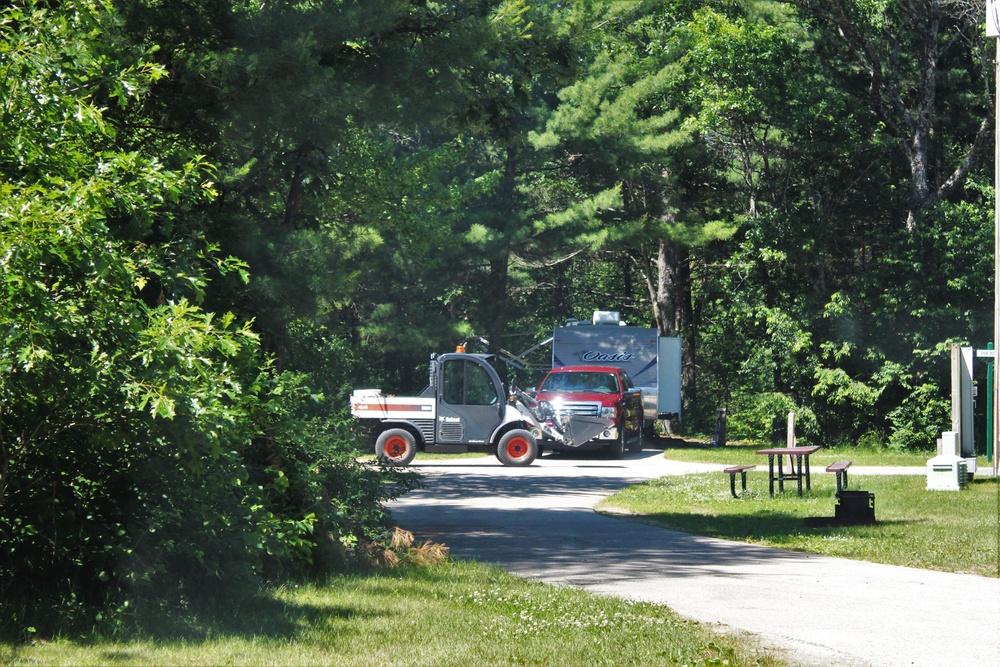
[676,246,697,415]
[653,241,680,336]
[644,239,697,418]
[484,146,517,378]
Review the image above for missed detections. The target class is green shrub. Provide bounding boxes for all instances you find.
[726,392,819,445]
[0,2,417,635]
[888,383,949,450]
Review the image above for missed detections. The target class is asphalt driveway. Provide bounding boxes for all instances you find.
[387,450,1000,667]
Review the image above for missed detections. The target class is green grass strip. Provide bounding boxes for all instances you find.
[600,471,1000,578]
[0,563,785,666]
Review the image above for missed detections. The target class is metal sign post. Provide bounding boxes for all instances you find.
[988,344,995,464]
[980,346,996,463]
[989,0,1000,475]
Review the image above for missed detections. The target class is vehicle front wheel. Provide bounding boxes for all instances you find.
[375,428,417,466]
[609,427,625,459]
[496,429,538,467]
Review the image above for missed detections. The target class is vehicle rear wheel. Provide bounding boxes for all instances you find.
[627,429,642,453]
[375,428,417,466]
[496,429,538,467]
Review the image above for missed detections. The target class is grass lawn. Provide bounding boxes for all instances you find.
[7,443,995,666]
[0,563,785,667]
[600,444,1000,577]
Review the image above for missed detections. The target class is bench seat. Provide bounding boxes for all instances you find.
[826,460,852,492]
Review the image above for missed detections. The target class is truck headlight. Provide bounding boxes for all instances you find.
[600,406,616,420]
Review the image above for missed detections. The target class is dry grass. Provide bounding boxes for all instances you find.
[360,527,450,568]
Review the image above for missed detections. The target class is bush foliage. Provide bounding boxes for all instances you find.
[0,0,417,634]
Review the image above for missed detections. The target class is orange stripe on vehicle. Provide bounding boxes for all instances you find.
[353,403,432,412]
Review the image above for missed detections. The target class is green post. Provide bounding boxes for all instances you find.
[988,343,994,463]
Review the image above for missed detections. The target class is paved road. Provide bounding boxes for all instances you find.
[388,450,1000,667]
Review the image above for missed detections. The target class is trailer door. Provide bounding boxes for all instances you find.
[436,356,504,445]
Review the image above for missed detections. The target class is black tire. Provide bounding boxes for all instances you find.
[496,429,538,467]
[627,428,642,453]
[375,428,417,466]
[609,426,625,459]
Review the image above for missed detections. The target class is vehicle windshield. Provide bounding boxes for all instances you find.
[539,371,619,394]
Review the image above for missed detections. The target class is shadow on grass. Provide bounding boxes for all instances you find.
[148,565,498,644]
[124,566,465,644]
[135,594,384,642]
[633,510,922,544]
[0,574,396,648]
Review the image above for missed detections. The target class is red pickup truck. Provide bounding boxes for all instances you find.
[532,365,644,458]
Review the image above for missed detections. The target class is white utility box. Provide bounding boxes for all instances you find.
[927,431,968,491]
[926,455,968,491]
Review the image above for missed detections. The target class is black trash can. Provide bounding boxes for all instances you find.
[835,490,876,524]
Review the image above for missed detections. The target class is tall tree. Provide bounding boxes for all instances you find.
[534,1,806,415]
[0,0,262,607]
[1,0,420,625]
[788,0,993,231]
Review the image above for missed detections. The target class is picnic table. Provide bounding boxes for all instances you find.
[755,445,821,497]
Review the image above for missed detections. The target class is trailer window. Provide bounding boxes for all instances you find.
[442,359,499,406]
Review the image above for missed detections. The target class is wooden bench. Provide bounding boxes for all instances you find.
[826,461,852,492]
[723,465,755,498]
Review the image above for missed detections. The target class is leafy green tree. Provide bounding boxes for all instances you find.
[1,1,414,630]
[1,0,239,609]
[534,1,813,417]
[529,1,971,444]
[112,1,552,391]
[691,0,992,446]
[787,0,993,232]
[675,2,883,434]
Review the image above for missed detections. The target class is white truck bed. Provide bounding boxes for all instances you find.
[350,389,435,420]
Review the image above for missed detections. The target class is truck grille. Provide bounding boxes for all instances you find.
[553,401,601,417]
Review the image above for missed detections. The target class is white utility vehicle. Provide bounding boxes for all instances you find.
[350,351,611,466]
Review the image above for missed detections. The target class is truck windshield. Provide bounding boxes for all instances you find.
[539,372,619,394]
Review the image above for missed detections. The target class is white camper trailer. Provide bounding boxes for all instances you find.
[551,311,682,427]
